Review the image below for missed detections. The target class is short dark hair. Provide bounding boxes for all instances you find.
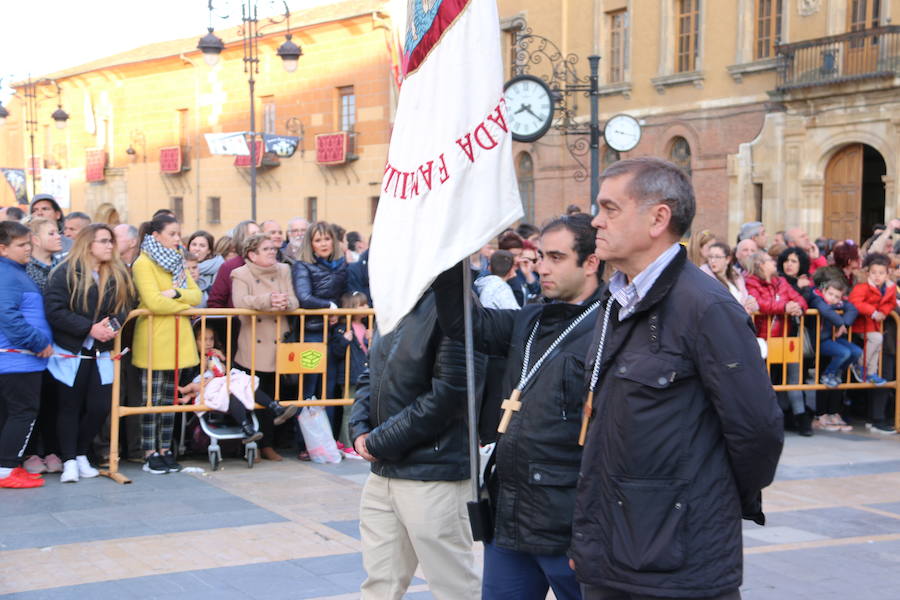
[863,252,891,270]
[0,221,31,246]
[65,211,91,223]
[490,250,515,276]
[516,223,539,239]
[5,206,25,221]
[497,231,524,251]
[598,157,695,237]
[821,278,848,293]
[153,208,176,220]
[540,213,597,266]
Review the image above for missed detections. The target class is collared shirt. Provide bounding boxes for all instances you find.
[608,242,682,320]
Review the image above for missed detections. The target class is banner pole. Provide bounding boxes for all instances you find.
[463,258,492,541]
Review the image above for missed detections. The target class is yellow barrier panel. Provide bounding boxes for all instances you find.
[757,309,900,432]
[104,307,374,484]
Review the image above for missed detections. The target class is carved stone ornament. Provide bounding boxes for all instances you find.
[798,0,821,16]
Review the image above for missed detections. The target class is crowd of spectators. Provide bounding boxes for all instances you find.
[689,219,900,436]
[0,195,375,488]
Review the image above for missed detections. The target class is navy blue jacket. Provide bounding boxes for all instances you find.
[0,256,52,373]
[291,258,348,333]
[347,250,370,302]
[809,290,858,341]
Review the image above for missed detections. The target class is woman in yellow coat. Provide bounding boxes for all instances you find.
[131,214,201,475]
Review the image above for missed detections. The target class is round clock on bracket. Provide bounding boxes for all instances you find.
[503,74,554,143]
[603,113,642,152]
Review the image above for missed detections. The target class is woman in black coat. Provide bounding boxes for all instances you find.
[290,221,348,454]
[44,224,135,482]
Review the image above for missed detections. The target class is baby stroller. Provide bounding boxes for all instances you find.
[198,411,259,470]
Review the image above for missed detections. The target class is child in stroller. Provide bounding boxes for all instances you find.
[178,325,297,443]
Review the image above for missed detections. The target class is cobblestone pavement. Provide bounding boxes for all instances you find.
[3,426,900,599]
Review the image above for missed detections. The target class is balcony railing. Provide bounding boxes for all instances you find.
[776,25,900,91]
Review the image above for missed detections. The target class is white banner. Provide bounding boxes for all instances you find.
[369,0,523,333]
[40,169,70,209]
[204,132,250,156]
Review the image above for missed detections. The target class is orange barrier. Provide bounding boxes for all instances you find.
[756,309,900,430]
[104,307,374,484]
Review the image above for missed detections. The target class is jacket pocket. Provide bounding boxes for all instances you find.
[528,462,579,487]
[609,476,688,573]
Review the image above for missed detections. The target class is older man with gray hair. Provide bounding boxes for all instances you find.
[282,217,309,264]
[784,226,827,273]
[738,221,767,250]
[113,224,140,267]
[571,157,783,600]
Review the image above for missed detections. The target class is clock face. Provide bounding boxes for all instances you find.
[503,75,554,143]
[603,114,642,152]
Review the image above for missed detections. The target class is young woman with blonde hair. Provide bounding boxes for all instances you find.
[44,224,136,482]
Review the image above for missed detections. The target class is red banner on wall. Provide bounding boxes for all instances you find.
[234,141,264,168]
[160,146,183,173]
[85,149,106,182]
[315,132,349,165]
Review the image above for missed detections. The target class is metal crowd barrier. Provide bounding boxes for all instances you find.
[104,307,375,484]
[757,309,900,430]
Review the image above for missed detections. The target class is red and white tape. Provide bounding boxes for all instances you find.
[0,348,131,360]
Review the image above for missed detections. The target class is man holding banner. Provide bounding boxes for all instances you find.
[361,0,523,596]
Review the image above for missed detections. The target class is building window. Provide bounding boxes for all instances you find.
[262,97,276,135]
[370,196,379,223]
[602,146,621,170]
[608,10,629,83]
[171,196,184,222]
[849,0,880,32]
[516,152,535,224]
[754,0,782,59]
[339,86,356,132]
[306,196,318,222]
[207,196,221,224]
[675,0,700,73]
[669,137,692,177]
[753,184,763,222]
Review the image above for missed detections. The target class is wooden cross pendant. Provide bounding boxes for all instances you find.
[578,391,594,446]
[497,388,522,434]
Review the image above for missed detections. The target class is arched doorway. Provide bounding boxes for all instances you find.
[823,143,886,241]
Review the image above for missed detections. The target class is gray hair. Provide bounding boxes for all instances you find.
[65,211,91,223]
[117,224,138,240]
[738,221,764,242]
[598,157,695,237]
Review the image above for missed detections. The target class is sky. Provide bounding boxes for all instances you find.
[1,0,336,101]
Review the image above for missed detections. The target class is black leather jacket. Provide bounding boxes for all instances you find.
[433,266,601,556]
[349,291,484,481]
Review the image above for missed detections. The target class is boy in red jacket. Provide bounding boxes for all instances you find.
[849,253,895,385]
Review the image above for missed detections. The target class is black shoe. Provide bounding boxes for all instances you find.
[241,420,264,444]
[161,450,182,473]
[271,403,298,426]
[797,411,813,437]
[142,452,168,474]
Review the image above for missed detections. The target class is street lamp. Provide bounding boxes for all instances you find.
[0,77,70,197]
[199,0,301,221]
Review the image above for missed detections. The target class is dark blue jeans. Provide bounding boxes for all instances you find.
[820,338,862,376]
[483,542,581,600]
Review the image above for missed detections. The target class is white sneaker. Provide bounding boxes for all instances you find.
[60,459,79,483]
[75,455,99,478]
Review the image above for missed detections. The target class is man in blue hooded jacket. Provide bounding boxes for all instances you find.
[0,221,53,489]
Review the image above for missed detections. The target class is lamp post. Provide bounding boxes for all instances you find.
[0,76,70,198]
[198,0,302,222]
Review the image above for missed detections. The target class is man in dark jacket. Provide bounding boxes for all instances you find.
[432,213,601,600]
[571,157,783,599]
[349,291,483,600]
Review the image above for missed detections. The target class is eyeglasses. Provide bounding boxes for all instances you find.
[93,238,115,246]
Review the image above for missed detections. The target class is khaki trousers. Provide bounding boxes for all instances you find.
[359,472,480,600]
